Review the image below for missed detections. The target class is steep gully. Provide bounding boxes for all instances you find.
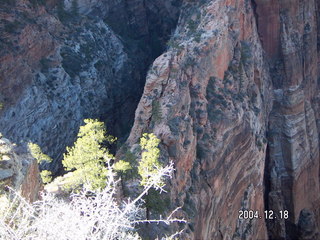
[0,0,181,174]
[254,0,320,239]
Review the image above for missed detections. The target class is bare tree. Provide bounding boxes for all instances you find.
[0,162,185,240]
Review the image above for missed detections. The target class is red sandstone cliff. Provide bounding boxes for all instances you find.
[126,0,320,239]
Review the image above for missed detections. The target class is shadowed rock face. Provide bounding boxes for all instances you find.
[297,209,320,240]
[0,0,181,173]
[125,0,320,239]
[259,1,320,239]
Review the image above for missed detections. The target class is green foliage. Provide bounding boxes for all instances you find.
[57,0,68,22]
[168,117,181,136]
[62,119,116,191]
[240,41,252,65]
[3,20,21,33]
[137,134,173,214]
[151,100,162,124]
[40,58,52,73]
[113,160,131,173]
[0,102,3,110]
[145,188,170,214]
[71,0,79,17]
[28,143,53,184]
[0,0,16,6]
[187,19,197,33]
[29,0,45,6]
[208,109,223,123]
[114,148,139,180]
[138,133,162,186]
[166,38,184,52]
[28,143,52,164]
[181,55,196,69]
[40,170,53,184]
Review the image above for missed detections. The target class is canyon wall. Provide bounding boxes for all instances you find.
[0,0,319,239]
[257,0,320,239]
[126,0,320,239]
[0,0,180,173]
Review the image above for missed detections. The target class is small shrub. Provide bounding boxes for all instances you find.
[71,0,79,17]
[57,0,69,22]
[28,142,52,164]
[166,38,184,52]
[145,188,171,214]
[138,133,162,186]
[151,100,162,124]
[168,117,181,136]
[208,109,223,123]
[3,20,21,33]
[40,58,52,73]
[40,170,53,184]
[116,149,139,180]
[196,145,206,159]
[114,160,132,173]
[181,55,196,69]
[0,0,16,5]
[240,41,252,65]
[187,19,197,33]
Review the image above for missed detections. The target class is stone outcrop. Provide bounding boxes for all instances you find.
[0,0,181,173]
[297,209,320,240]
[125,0,320,239]
[0,136,42,202]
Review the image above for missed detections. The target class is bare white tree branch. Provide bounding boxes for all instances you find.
[0,162,185,240]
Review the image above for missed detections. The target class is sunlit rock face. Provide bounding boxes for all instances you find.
[0,137,42,202]
[126,0,320,239]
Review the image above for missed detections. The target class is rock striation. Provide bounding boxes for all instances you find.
[0,0,181,173]
[0,0,319,239]
[125,0,320,239]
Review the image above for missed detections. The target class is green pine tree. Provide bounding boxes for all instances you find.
[40,170,53,184]
[138,133,162,186]
[28,142,53,184]
[28,142,52,164]
[62,119,116,191]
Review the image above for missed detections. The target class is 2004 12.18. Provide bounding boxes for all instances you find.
[238,210,289,219]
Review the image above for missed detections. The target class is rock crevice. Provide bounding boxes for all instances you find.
[0,0,181,173]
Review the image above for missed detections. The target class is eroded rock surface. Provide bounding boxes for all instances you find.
[1,0,319,239]
[0,0,181,173]
[0,136,42,202]
[126,0,320,239]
